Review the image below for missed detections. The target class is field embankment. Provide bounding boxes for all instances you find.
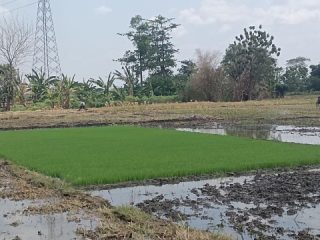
[0,95,319,130]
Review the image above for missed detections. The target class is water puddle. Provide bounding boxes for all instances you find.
[92,169,320,239]
[177,125,320,145]
[0,199,96,240]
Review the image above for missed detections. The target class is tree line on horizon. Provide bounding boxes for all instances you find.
[1,15,320,111]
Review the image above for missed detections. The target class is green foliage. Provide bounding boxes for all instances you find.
[281,57,310,92]
[0,64,19,111]
[147,74,176,96]
[223,25,281,101]
[309,64,320,91]
[114,66,139,97]
[117,15,151,85]
[310,64,320,78]
[118,15,179,89]
[309,76,320,91]
[1,126,320,185]
[56,74,77,109]
[274,83,288,98]
[174,60,197,94]
[26,69,57,103]
[89,73,115,104]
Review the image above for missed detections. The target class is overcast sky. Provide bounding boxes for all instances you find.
[0,0,320,80]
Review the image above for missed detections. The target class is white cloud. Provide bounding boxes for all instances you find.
[179,0,320,26]
[95,5,112,15]
[173,25,187,38]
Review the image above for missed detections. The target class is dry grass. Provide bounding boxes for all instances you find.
[78,206,231,240]
[0,95,319,130]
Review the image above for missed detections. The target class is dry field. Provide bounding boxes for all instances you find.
[0,95,319,130]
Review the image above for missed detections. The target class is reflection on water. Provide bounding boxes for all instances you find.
[92,172,320,240]
[92,176,253,239]
[177,125,320,145]
[0,199,95,240]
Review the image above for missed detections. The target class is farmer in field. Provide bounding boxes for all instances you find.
[79,101,86,111]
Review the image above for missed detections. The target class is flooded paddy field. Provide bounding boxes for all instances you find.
[177,124,320,145]
[0,161,102,240]
[92,168,320,240]
[0,199,96,240]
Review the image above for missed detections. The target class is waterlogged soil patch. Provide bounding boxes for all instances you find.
[177,125,320,145]
[93,168,320,240]
[0,199,96,240]
[0,161,227,240]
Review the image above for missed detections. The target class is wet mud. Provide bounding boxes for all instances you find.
[94,169,320,240]
[1,161,221,240]
[0,161,104,240]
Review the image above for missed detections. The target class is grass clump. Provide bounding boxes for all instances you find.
[0,126,320,185]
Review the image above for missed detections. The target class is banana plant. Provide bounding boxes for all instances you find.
[114,66,138,96]
[26,69,57,103]
[89,72,115,104]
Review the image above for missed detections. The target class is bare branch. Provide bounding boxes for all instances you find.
[0,17,33,67]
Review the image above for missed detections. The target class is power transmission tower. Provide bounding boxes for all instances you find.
[33,0,61,77]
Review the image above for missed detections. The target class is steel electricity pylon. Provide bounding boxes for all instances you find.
[33,0,61,77]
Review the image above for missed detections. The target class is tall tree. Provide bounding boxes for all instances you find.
[148,15,179,76]
[309,64,320,91]
[0,18,33,110]
[117,15,151,86]
[118,15,179,89]
[174,60,197,94]
[281,57,310,92]
[222,25,281,101]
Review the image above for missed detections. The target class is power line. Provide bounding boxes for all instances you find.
[0,1,37,13]
[0,0,20,6]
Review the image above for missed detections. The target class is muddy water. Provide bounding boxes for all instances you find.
[92,170,320,240]
[0,199,96,240]
[177,125,320,145]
